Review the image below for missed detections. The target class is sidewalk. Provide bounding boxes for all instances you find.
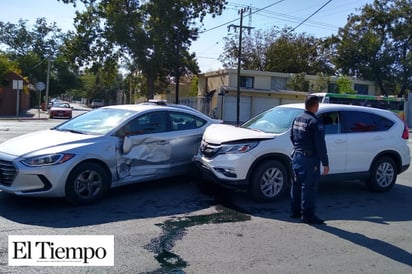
[0,108,49,120]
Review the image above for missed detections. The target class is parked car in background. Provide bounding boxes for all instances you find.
[90,99,104,108]
[193,103,410,201]
[0,102,220,204]
[49,102,72,119]
[47,98,61,109]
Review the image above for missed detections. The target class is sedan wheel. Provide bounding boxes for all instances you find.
[65,162,109,205]
[367,156,397,192]
[250,160,288,202]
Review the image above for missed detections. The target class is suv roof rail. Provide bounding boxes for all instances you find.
[147,99,167,105]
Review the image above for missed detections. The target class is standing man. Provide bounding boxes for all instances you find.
[290,95,329,225]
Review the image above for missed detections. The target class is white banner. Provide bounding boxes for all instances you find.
[8,235,114,266]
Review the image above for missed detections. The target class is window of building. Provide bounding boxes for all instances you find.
[354,84,369,95]
[327,83,338,93]
[271,77,287,90]
[240,76,254,88]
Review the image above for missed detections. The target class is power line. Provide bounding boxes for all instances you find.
[200,0,286,34]
[257,9,339,31]
[290,0,334,32]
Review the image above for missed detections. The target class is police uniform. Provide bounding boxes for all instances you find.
[290,110,328,222]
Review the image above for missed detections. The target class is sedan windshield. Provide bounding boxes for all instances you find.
[55,108,136,135]
[242,107,303,134]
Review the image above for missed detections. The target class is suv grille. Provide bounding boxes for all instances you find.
[0,160,17,186]
[200,141,221,159]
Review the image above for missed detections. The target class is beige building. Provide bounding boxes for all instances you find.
[198,69,377,123]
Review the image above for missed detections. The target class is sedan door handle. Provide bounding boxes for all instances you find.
[157,140,169,145]
[334,139,346,144]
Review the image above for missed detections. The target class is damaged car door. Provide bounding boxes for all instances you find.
[116,111,172,183]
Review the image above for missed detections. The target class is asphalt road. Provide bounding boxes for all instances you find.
[0,117,411,273]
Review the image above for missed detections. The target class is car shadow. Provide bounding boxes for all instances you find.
[0,176,221,228]
[208,180,412,268]
[219,180,412,223]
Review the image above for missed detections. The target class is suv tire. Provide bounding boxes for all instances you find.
[367,156,397,192]
[250,160,288,202]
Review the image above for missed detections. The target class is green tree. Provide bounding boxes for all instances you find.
[266,28,334,75]
[311,73,330,92]
[336,75,356,94]
[61,0,227,99]
[0,18,80,98]
[286,72,309,92]
[0,54,19,80]
[220,26,335,75]
[334,0,412,97]
[219,28,276,70]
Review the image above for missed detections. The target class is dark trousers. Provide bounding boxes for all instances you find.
[290,152,320,218]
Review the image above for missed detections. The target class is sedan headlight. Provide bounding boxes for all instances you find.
[21,153,75,167]
[219,141,259,154]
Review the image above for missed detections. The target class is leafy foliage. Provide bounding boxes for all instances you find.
[336,75,356,94]
[333,0,412,96]
[286,73,309,92]
[0,55,18,79]
[220,26,335,75]
[0,18,79,98]
[62,0,227,99]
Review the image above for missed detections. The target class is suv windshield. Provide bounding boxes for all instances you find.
[242,107,303,134]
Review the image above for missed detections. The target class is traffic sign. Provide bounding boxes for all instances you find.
[36,82,45,91]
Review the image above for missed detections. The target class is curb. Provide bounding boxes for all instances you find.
[0,109,49,120]
[0,117,49,121]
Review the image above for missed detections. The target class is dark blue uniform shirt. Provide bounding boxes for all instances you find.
[290,110,329,167]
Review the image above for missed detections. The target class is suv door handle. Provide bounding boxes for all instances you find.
[334,139,346,144]
[157,140,169,145]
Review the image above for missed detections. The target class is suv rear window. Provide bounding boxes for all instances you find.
[340,111,394,133]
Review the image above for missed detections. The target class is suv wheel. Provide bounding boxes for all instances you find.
[250,160,288,202]
[367,156,397,192]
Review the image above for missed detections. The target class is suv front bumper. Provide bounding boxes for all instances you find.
[193,154,249,189]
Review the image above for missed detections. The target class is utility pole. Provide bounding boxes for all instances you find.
[228,7,253,125]
[45,56,51,111]
[175,30,181,104]
[175,41,180,104]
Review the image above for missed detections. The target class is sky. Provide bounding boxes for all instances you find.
[1,0,374,73]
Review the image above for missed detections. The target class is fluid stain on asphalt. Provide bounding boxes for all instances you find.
[144,205,251,273]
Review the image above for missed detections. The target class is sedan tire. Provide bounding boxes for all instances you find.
[250,160,288,202]
[65,162,110,205]
[366,156,397,192]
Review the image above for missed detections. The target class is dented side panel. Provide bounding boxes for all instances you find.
[116,134,172,184]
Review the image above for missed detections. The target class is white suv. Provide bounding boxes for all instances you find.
[193,103,410,201]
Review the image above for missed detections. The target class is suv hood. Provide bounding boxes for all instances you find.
[203,124,276,144]
[0,129,100,156]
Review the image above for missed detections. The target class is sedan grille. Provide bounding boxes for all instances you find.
[0,160,17,186]
[200,141,221,159]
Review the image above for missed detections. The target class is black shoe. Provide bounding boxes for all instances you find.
[290,213,301,219]
[301,216,325,225]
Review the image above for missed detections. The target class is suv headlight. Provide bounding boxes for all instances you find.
[219,141,259,154]
[21,153,75,167]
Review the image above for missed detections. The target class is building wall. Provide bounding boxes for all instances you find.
[0,72,30,116]
[198,69,379,123]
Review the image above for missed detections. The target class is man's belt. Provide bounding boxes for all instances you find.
[294,150,314,157]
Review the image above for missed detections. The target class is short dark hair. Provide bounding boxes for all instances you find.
[305,95,319,109]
